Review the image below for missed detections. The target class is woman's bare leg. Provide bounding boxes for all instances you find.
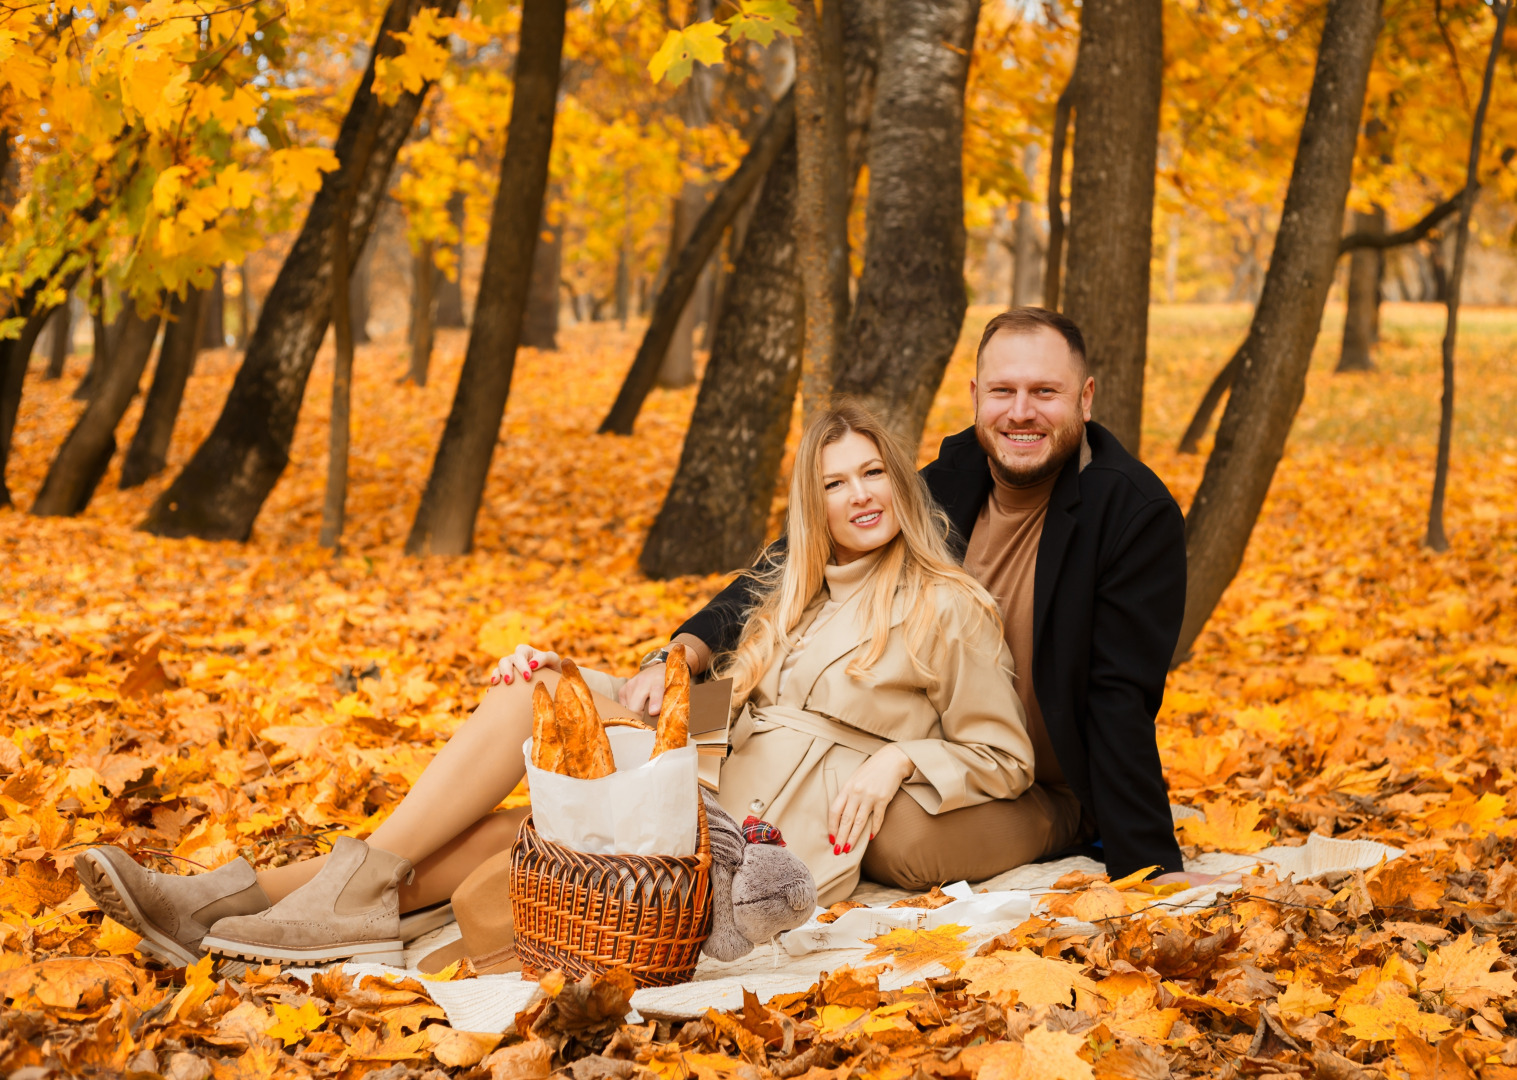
[254,670,637,902]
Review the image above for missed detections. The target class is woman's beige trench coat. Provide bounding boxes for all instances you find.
[716,580,1036,905]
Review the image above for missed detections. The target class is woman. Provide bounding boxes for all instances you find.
[77,403,1034,966]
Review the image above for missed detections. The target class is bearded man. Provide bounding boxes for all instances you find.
[622,307,1190,885]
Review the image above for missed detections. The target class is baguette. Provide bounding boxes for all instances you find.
[555,660,617,779]
[651,643,691,758]
[530,680,565,773]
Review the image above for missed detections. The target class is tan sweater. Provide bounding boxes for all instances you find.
[962,471,1064,785]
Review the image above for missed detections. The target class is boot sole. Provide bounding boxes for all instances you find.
[76,849,203,969]
[201,934,405,967]
[398,900,454,942]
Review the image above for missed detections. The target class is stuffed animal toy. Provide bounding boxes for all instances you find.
[701,789,816,961]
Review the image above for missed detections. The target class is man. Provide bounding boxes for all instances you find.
[622,307,1188,883]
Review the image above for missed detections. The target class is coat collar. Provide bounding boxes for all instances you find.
[757,574,907,710]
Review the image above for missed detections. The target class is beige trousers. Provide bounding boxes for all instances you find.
[860,782,1088,892]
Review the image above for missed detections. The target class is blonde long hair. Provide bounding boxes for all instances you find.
[717,401,1001,704]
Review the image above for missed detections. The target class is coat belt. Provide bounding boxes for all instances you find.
[733,703,890,758]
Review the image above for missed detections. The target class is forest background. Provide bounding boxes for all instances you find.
[2,0,1517,1078]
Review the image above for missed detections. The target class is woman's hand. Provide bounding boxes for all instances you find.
[491,645,562,686]
[828,745,914,855]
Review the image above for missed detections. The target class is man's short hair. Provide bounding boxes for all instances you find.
[976,307,1088,379]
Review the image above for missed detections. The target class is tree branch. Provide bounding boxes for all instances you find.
[1338,185,1469,253]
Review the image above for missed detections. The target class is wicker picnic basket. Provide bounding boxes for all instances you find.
[508,796,713,988]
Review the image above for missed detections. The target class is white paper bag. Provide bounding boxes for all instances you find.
[522,727,699,857]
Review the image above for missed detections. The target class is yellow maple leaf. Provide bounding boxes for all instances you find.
[1419,931,1517,1010]
[1420,787,1507,838]
[961,949,1100,1010]
[863,923,970,973]
[94,917,142,957]
[962,1026,1095,1080]
[1340,994,1454,1041]
[1174,796,1273,854]
[269,147,340,200]
[168,954,218,1020]
[647,22,727,86]
[1276,978,1335,1021]
[267,999,324,1046]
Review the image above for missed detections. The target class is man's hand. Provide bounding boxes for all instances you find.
[828,746,914,855]
[618,662,666,716]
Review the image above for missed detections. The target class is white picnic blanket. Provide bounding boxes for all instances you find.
[338,830,1401,1034]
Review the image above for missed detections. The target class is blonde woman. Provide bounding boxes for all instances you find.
[77,403,1034,964]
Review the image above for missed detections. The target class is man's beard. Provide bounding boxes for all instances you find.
[975,415,1085,488]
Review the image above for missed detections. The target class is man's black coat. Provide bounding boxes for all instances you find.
[674,421,1186,879]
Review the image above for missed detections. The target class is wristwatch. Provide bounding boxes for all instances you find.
[640,646,671,670]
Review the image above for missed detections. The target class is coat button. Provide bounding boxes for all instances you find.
[749,799,766,815]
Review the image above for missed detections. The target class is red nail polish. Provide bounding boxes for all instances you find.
[843,844,851,854]
[504,674,512,684]
[524,670,531,680]
[834,845,841,856]
[829,834,835,844]
[490,674,500,685]
[869,833,875,840]
[530,660,539,670]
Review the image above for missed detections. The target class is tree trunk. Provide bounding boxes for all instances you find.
[236,261,252,348]
[404,0,566,556]
[1011,146,1043,307]
[1175,0,1382,662]
[33,302,164,516]
[1043,76,1075,311]
[1176,352,1239,455]
[140,0,461,541]
[0,305,52,508]
[598,90,797,435]
[120,288,205,489]
[350,235,373,346]
[408,239,436,386]
[656,191,703,388]
[43,296,73,380]
[435,190,468,327]
[1426,0,1507,552]
[76,282,123,402]
[640,135,803,578]
[641,0,878,577]
[792,0,850,422]
[1060,0,1163,455]
[200,265,226,350]
[614,224,632,328]
[520,212,561,350]
[831,0,979,450]
[321,110,381,551]
[1336,205,1384,372]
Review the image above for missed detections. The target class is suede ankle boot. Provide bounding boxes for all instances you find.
[200,836,413,965]
[76,847,271,968]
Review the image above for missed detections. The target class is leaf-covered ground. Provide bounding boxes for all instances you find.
[2,303,1516,1079]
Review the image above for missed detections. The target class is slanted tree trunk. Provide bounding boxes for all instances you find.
[640,137,803,578]
[435,190,467,327]
[1337,205,1384,372]
[140,0,461,541]
[792,0,850,421]
[200,266,226,350]
[1426,0,1507,552]
[0,304,52,508]
[43,297,73,380]
[1060,0,1164,455]
[120,288,206,489]
[76,284,123,402]
[1175,0,1382,662]
[599,90,797,435]
[407,239,436,386]
[614,226,632,328]
[33,301,164,516]
[520,212,561,350]
[404,0,566,556]
[657,190,704,388]
[641,0,878,576]
[832,0,979,450]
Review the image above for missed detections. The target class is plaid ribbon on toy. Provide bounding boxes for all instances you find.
[742,816,786,847]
